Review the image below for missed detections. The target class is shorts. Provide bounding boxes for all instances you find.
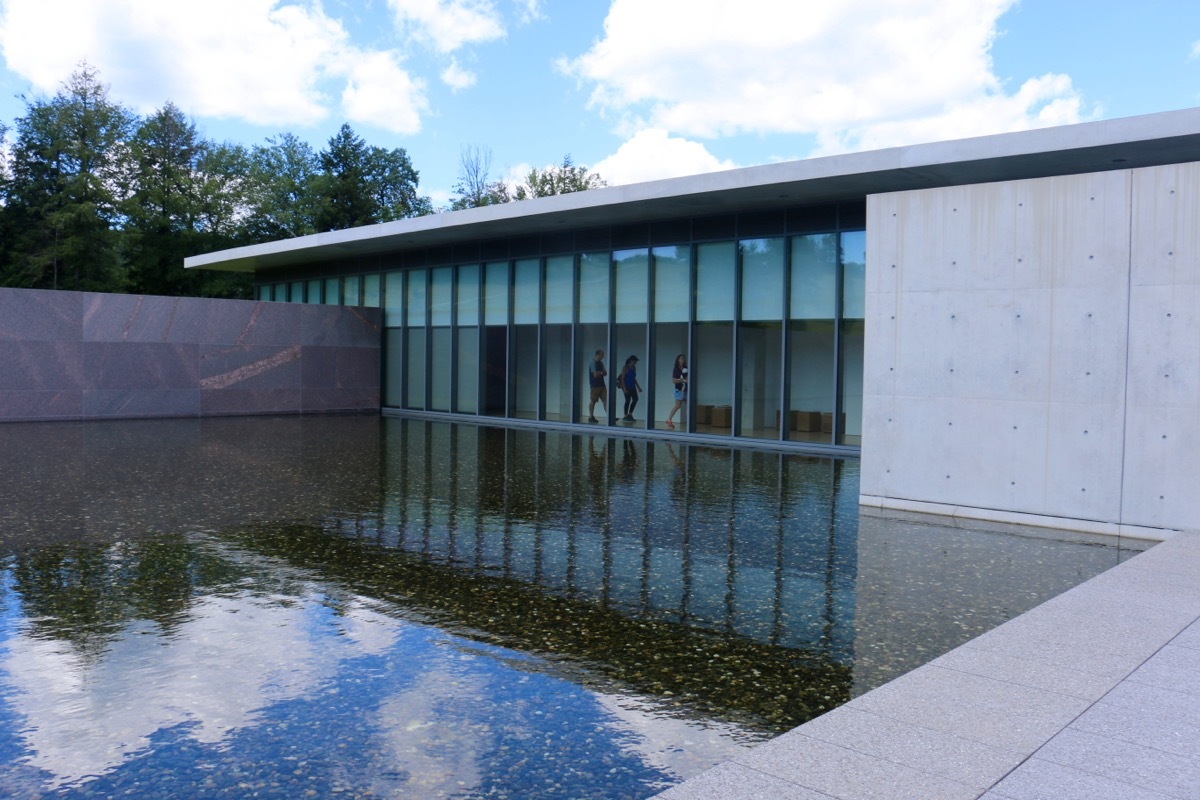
[673,387,686,401]
[590,386,607,403]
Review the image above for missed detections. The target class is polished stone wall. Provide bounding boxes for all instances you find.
[0,288,381,421]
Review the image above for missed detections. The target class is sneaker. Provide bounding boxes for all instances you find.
[588,416,598,423]
[623,415,635,422]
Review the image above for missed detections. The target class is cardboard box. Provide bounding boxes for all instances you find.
[792,411,822,432]
[820,412,847,434]
[696,404,713,424]
[711,405,732,428]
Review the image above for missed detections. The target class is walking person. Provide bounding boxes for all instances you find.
[619,355,642,422]
[665,354,688,428]
[587,349,607,423]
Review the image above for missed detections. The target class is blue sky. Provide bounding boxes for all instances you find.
[0,0,1198,208]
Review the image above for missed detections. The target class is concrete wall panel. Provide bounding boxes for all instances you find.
[0,288,381,422]
[863,165,1200,534]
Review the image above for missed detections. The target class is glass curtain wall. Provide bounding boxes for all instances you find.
[483,261,509,417]
[839,231,866,445]
[383,271,404,408]
[456,265,480,414]
[694,242,734,436]
[613,249,649,427]
[405,269,427,410]
[429,267,453,412]
[350,219,864,450]
[543,255,574,423]
[739,239,785,439]
[788,235,838,444]
[512,258,540,420]
[652,246,689,432]
[578,252,610,425]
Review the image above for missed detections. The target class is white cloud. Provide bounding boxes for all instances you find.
[591,128,736,185]
[514,0,544,23]
[441,57,477,90]
[386,0,505,53]
[562,0,1085,152]
[1191,40,1200,60]
[341,50,428,134]
[0,0,430,132]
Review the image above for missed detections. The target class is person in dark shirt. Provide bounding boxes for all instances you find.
[619,355,642,422]
[587,349,607,422]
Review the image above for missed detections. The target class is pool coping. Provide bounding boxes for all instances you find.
[654,530,1200,799]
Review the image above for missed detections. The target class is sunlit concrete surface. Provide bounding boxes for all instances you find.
[654,530,1200,800]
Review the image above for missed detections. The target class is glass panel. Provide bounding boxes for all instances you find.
[384,272,404,327]
[740,238,784,321]
[512,325,538,419]
[614,324,646,426]
[288,281,304,303]
[405,329,426,410]
[839,231,866,445]
[383,329,403,407]
[513,258,540,325]
[696,242,735,321]
[271,284,286,302]
[694,322,732,436]
[256,285,269,301]
[431,267,452,325]
[614,249,648,324]
[362,273,381,307]
[787,320,835,444]
[482,325,507,416]
[653,246,689,323]
[343,275,361,306]
[456,327,479,413]
[324,277,340,305]
[430,327,451,412]
[578,325,609,424]
[456,264,480,325]
[407,270,427,327]
[306,279,322,304]
[485,261,509,325]
[739,322,783,439]
[578,252,610,324]
[791,234,838,320]
[543,325,572,422]
[545,255,574,324]
[653,325,688,431]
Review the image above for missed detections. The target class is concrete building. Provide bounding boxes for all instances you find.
[188,107,1200,538]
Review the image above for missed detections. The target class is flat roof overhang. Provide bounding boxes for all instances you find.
[187,107,1200,274]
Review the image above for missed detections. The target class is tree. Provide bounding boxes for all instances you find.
[513,154,605,200]
[3,64,134,291]
[313,123,429,231]
[246,133,320,240]
[449,144,511,210]
[3,66,134,290]
[122,102,206,296]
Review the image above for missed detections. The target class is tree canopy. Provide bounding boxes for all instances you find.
[0,66,605,300]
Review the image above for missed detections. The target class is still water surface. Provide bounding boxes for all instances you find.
[0,416,1146,799]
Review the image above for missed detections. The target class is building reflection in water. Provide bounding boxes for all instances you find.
[0,416,1141,798]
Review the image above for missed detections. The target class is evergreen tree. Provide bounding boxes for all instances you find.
[246,133,320,240]
[3,64,133,291]
[123,102,206,296]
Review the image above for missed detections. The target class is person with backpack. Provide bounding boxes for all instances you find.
[619,355,642,422]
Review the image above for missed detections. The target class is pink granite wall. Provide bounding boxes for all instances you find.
[0,288,381,421]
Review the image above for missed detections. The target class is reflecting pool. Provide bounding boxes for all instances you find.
[0,416,1147,799]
